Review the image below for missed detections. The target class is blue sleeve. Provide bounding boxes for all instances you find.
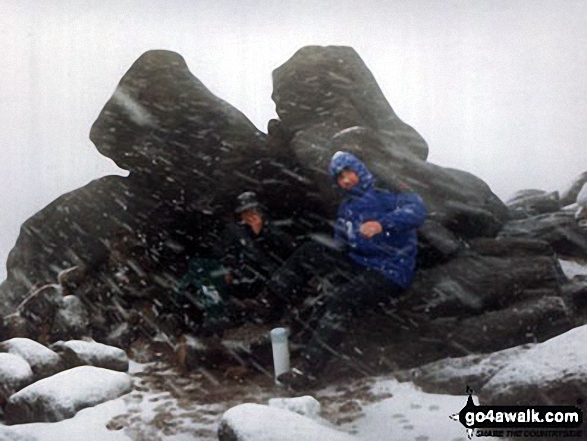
[374,192,427,232]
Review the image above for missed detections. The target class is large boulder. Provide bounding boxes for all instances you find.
[399,248,562,319]
[399,345,531,395]
[50,340,129,372]
[272,46,428,160]
[271,47,509,238]
[90,50,266,183]
[398,325,587,407]
[0,49,269,311]
[4,366,132,424]
[480,325,587,405]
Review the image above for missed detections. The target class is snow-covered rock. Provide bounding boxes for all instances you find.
[53,340,129,372]
[480,325,587,405]
[218,403,354,441]
[5,366,132,424]
[400,345,532,395]
[0,353,33,404]
[268,395,321,419]
[0,338,62,379]
[401,324,587,407]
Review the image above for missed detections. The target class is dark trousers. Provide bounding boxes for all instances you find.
[269,241,404,372]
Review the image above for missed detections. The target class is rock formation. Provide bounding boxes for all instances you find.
[0,46,585,383]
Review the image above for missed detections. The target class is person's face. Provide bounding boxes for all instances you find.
[241,210,264,235]
[336,169,359,190]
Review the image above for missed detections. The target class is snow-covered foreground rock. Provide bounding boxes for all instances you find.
[53,340,129,372]
[481,325,587,405]
[0,354,33,404]
[267,395,321,419]
[407,324,587,406]
[0,339,62,379]
[5,366,132,424]
[219,403,354,441]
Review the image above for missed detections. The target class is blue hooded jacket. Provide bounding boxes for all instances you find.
[329,151,427,288]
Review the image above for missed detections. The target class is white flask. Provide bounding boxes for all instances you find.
[270,327,291,383]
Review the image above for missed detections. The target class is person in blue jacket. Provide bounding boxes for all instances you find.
[271,151,427,388]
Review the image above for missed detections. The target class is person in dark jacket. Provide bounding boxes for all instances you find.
[273,151,427,388]
[172,192,296,334]
[221,191,296,302]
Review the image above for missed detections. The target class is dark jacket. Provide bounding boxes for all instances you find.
[329,152,427,288]
[219,220,296,297]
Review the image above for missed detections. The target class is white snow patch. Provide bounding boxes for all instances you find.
[222,403,354,441]
[559,259,587,279]
[351,379,471,441]
[268,395,321,419]
[1,339,61,372]
[7,366,132,422]
[483,324,587,391]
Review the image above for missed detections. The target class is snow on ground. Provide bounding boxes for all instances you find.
[559,258,587,279]
[2,359,474,441]
[319,379,470,441]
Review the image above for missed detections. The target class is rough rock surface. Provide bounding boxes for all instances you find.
[506,189,561,218]
[398,247,563,319]
[271,46,508,238]
[0,49,268,311]
[272,46,428,160]
[5,366,132,424]
[499,211,587,258]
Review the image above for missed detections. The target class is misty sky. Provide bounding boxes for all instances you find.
[1,0,587,281]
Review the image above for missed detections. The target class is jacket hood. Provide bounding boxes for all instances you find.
[329,151,374,195]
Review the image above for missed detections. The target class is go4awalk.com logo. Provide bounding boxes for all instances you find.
[449,389,584,439]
